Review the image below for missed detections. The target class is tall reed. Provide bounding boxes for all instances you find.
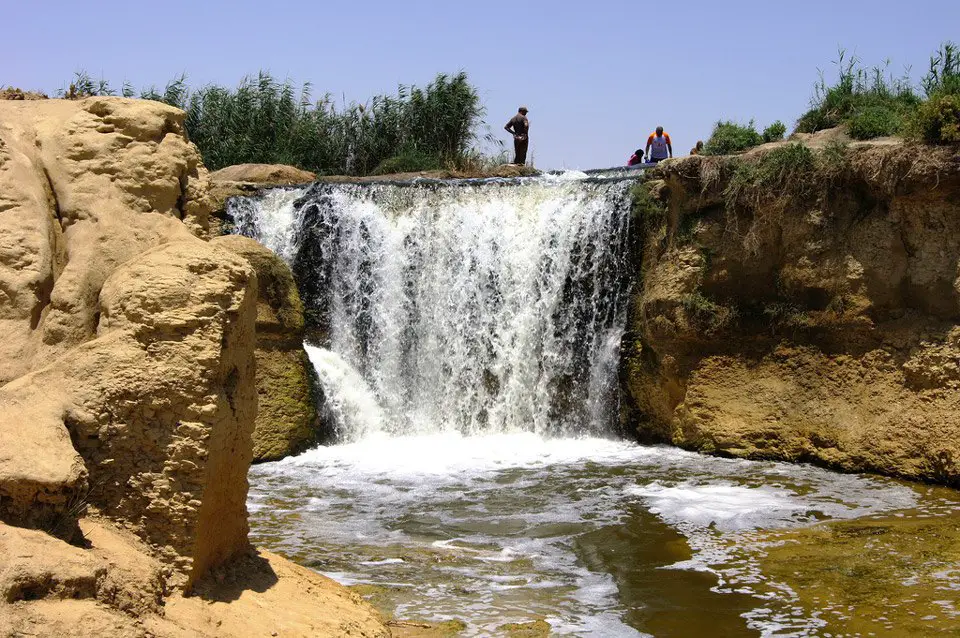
[58,70,488,175]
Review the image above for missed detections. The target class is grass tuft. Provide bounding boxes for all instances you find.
[702,120,763,155]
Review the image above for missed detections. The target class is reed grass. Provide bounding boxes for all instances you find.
[58,70,490,175]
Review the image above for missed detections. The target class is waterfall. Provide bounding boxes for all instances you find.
[231,174,636,440]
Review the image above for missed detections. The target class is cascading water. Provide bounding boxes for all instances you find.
[233,174,960,637]
[237,174,634,440]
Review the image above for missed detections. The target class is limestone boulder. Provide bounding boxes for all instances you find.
[0,98,214,384]
[0,239,257,583]
[0,97,388,636]
[209,163,316,187]
[0,98,251,580]
[212,235,322,462]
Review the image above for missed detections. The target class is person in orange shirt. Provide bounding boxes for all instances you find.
[644,126,673,163]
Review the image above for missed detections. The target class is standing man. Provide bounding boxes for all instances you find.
[504,106,530,166]
[644,126,673,163]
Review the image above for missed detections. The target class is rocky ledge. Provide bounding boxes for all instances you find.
[623,135,960,485]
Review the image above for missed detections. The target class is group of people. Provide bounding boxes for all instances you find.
[503,106,703,167]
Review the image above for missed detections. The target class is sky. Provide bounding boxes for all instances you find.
[6,0,958,170]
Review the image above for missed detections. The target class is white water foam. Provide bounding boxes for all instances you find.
[229,186,306,261]
[284,176,633,439]
[305,345,385,442]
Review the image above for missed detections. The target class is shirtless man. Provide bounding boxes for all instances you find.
[504,106,530,166]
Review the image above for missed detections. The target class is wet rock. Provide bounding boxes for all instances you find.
[212,235,322,462]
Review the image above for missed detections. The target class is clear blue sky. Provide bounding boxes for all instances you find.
[7,0,958,170]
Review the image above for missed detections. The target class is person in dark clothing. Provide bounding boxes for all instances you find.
[504,106,530,165]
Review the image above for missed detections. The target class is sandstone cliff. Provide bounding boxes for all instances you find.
[0,98,386,636]
[623,137,960,485]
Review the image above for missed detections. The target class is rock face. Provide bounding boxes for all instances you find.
[0,98,387,636]
[212,235,322,462]
[623,140,960,484]
[0,97,250,583]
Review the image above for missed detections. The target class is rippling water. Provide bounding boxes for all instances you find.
[248,435,959,636]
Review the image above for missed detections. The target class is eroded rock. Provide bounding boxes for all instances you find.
[211,235,322,462]
[0,96,387,636]
[625,139,960,484]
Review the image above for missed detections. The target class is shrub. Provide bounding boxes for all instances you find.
[762,120,787,143]
[702,120,763,155]
[910,93,960,144]
[370,149,442,175]
[909,43,960,144]
[848,104,902,140]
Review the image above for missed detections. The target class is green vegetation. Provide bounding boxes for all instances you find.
[911,93,960,143]
[701,119,787,155]
[762,302,813,332]
[724,140,851,207]
[721,142,851,256]
[725,142,818,206]
[702,120,763,155]
[630,181,666,231]
[794,50,919,139]
[910,44,960,143]
[796,43,960,143]
[681,291,738,335]
[57,70,493,176]
[762,120,787,143]
[370,149,442,175]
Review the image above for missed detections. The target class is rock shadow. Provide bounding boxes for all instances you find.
[187,549,279,602]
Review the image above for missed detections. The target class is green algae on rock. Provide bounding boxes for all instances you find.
[759,504,960,636]
[211,235,322,462]
[497,619,551,637]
